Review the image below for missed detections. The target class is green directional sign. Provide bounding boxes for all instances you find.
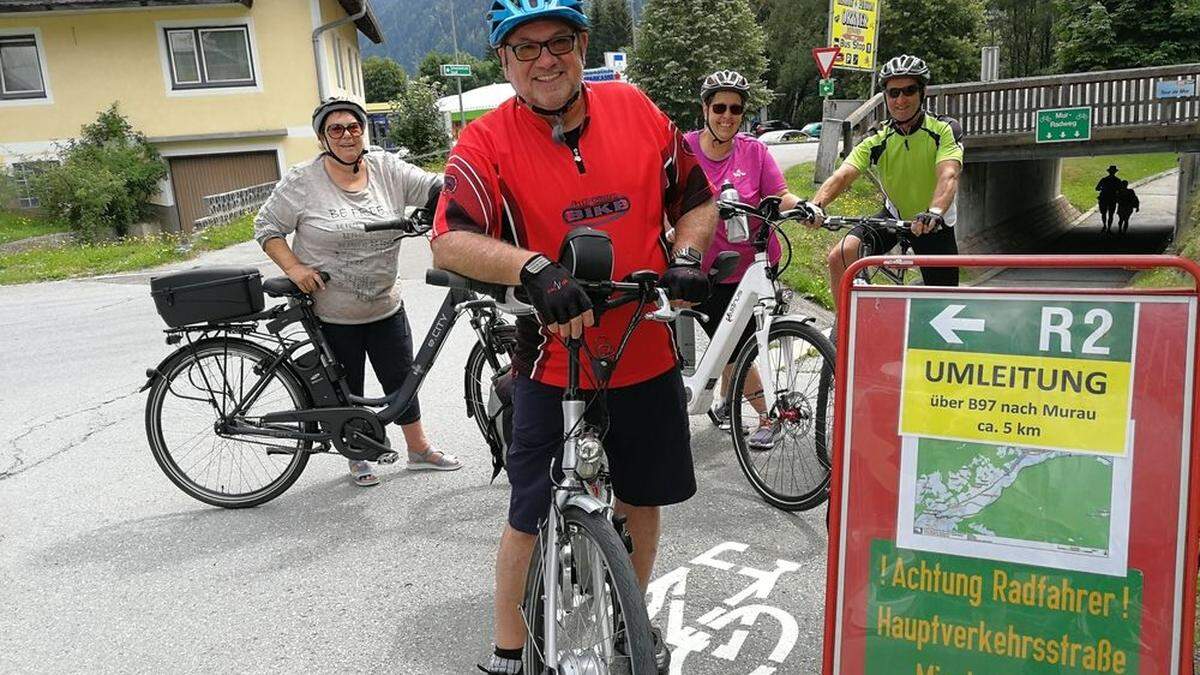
[441,64,472,77]
[1036,106,1092,143]
[819,78,836,97]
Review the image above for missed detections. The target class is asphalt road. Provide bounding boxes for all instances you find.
[0,238,831,674]
[765,140,822,175]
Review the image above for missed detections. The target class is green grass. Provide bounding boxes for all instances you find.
[1060,153,1178,213]
[0,213,256,285]
[776,161,882,308]
[0,210,69,245]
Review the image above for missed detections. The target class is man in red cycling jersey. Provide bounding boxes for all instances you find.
[431,1,716,672]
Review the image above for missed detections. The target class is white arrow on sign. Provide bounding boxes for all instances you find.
[930,304,985,344]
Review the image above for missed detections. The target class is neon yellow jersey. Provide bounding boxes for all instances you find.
[843,113,964,225]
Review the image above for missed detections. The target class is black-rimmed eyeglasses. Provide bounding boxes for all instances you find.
[506,33,578,62]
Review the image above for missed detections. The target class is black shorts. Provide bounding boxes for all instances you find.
[693,282,756,366]
[506,368,696,535]
[848,209,959,287]
[320,307,420,425]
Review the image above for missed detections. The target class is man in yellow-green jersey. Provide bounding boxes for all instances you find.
[809,54,964,304]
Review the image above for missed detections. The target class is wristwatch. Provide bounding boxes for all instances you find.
[672,246,703,266]
[928,206,945,216]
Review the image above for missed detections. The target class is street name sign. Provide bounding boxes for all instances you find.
[1036,106,1092,143]
[824,274,1200,675]
[441,64,472,77]
[1156,79,1197,99]
[827,0,879,72]
[813,47,841,80]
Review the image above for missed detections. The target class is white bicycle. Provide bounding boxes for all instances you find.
[680,195,835,511]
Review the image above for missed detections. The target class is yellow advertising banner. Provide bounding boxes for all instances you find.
[900,349,1132,455]
[829,0,880,72]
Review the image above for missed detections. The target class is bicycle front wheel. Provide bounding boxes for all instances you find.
[522,506,655,675]
[145,338,312,508]
[729,320,835,511]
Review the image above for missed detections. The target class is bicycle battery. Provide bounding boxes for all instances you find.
[150,267,264,327]
[293,349,341,407]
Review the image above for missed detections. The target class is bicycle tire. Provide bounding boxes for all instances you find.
[522,506,656,674]
[464,322,516,442]
[145,337,312,508]
[728,320,835,511]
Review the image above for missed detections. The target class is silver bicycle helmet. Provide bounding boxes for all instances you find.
[311,97,367,136]
[700,70,750,102]
[877,54,931,87]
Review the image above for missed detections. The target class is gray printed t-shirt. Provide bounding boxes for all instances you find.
[254,152,439,324]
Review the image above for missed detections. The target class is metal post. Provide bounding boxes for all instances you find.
[449,0,466,133]
[629,0,637,52]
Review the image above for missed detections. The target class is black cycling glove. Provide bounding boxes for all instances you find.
[913,211,946,233]
[663,259,710,304]
[519,254,593,326]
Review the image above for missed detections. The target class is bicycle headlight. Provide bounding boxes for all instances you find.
[575,434,604,480]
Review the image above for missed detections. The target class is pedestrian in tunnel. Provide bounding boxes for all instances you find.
[1095,165,1122,233]
[1116,179,1140,234]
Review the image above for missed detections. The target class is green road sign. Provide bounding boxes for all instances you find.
[1036,106,1092,143]
[441,64,472,77]
[819,78,835,97]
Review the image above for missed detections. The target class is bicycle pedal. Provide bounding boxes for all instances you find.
[376,451,400,465]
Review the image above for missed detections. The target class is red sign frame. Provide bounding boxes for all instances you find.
[823,254,1200,675]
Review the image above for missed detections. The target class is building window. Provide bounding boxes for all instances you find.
[10,160,56,208]
[0,35,47,100]
[164,26,255,89]
[334,35,345,89]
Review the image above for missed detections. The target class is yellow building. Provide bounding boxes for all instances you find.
[0,0,383,231]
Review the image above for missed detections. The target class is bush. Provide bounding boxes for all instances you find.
[385,78,450,160]
[31,103,167,241]
[0,171,17,209]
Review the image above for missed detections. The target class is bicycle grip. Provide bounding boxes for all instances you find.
[364,218,412,233]
[425,268,510,300]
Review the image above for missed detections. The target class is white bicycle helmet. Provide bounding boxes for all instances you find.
[700,70,750,102]
[877,55,931,87]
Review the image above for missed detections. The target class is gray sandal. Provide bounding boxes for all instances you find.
[349,460,380,486]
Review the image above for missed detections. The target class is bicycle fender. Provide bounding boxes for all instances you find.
[755,313,776,411]
[562,493,607,516]
[139,336,274,393]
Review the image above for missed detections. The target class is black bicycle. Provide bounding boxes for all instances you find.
[142,211,515,508]
[823,215,922,285]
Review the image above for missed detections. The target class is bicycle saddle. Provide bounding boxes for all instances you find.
[263,276,304,297]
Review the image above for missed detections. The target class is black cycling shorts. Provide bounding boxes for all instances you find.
[846,209,960,287]
[505,368,696,535]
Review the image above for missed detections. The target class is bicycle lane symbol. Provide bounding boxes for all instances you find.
[645,541,802,674]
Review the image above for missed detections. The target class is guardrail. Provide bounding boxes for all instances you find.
[839,62,1200,153]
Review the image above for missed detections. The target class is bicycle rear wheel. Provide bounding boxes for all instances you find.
[464,322,516,443]
[522,506,656,674]
[729,320,835,511]
[145,337,311,508]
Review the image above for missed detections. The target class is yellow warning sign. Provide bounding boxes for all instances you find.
[900,349,1132,455]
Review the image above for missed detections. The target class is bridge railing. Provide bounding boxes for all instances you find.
[840,63,1200,152]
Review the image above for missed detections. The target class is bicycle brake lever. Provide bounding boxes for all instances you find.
[678,308,709,323]
[644,287,675,322]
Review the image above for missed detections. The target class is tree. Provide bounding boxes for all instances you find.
[876,0,985,86]
[31,103,167,240]
[385,78,450,158]
[761,0,828,127]
[1055,0,1200,72]
[418,50,504,92]
[630,0,771,130]
[586,0,633,68]
[983,0,1057,78]
[363,55,407,103]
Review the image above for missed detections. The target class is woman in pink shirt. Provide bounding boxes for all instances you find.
[685,70,808,448]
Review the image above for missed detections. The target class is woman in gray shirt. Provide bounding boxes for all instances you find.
[254,97,460,486]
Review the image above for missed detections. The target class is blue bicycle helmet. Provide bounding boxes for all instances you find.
[488,0,589,47]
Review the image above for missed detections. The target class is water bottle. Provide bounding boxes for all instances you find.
[719,181,749,243]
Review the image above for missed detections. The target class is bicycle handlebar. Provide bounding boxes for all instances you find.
[362,208,434,235]
[820,216,915,232]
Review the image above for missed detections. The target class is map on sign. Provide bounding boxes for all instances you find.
[896,437,1132,576]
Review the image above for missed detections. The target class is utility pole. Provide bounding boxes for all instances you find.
[449,0,466,133]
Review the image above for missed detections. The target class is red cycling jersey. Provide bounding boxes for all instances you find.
[433,82,712,388]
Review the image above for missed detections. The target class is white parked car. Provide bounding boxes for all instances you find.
[757,129,807,145]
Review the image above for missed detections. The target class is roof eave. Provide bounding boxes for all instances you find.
[0,0,252,13]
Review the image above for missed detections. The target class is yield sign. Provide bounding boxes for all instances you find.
[812,47,840,80]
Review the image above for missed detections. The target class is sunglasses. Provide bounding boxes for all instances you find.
[710,103,745,115]
[325,122,363,139]
[507,34,577,62]
[886,84,921,99]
